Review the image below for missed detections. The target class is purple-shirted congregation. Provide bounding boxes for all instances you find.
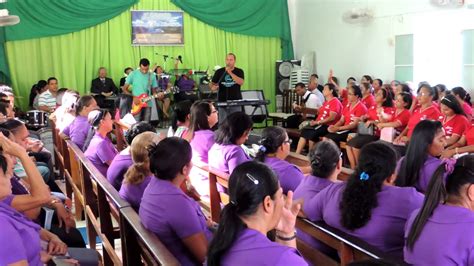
[190,130,215,164]
[119,175,152,211]
[0,200,42,265]
[84,133,118,177]
[221,228,308,266]
[304,182,423,256]
[396,155,442,193]
[404,204,474,265]
[61,115,91,150]
[293,176,335,252]
[106,153,133,190]
[208,143,250,174]
[139,178,212,266]
[265,157,304,194]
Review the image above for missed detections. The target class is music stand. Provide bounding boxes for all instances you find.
[241,90,269,127]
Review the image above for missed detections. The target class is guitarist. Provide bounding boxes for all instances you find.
[123,58,164,122]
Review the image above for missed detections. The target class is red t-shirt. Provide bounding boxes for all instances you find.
[361,94,376,109]
[367,106,395,136]
[316,97,343,126]
[342,101,367,126]
[463,102,472,118]
[407,105,442,137]
[464,127,474,146]
[442,114,470,138]
[390,108,411,132]
[340,88,348,106]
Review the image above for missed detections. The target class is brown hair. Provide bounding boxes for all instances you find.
[123,132,162,185]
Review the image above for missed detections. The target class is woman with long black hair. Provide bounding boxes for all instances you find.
[396,120,446,193]
[207,161,307,265]
[303,142,423,255]
[452,86,472,120]
[405,155,474,265]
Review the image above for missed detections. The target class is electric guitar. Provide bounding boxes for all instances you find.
[131,87,178,115]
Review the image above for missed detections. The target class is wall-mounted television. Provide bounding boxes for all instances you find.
[131,10,184,46]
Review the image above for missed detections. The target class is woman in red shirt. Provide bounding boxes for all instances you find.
[296,83,343,154]
[441,126,474,158]
[395,84,441,144]
[377,92,412,135]
[439,94,470,148]
[360,82,375,109]
[324,84,367,146]
[452,86,472,121]
[346,87,394,169]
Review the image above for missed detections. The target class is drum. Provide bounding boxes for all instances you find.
[26,110,48,129]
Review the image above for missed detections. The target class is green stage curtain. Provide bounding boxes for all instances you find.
[171,0,293,60]
[0,0,138,85]
[5,0,281,111]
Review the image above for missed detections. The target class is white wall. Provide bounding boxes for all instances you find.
[289,0,474,87]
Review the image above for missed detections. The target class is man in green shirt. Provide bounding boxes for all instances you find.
[123,58,164,122]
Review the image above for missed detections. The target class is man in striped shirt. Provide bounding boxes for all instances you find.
[38,77,58,113]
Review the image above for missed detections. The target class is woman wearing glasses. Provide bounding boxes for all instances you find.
[255,126,304,194]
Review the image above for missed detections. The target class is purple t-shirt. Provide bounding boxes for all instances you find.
[293,175,335,252]
[404,204,474,265]
[304,182,423,256]
[0,200,42,265]
[221,228,307,266]
[139,178,212,266]
[106,153,133,190]
[84,133,118,177]
[208,143,250,174]
[62,115,91,150]
[265,157,304,194]
[190,130,215,164]
[397,155,442,193]
[119,175,152,211]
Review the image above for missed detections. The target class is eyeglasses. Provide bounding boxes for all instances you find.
[284,139,293,145]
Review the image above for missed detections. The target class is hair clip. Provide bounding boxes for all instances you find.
[246,173,259,185]
[230,200,237,206]
[360,172,370,181]
[259,145,267,153]
[441,96,452,103]
[442,158,456,175]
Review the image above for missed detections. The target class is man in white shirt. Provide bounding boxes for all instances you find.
[38,77,58,113]
[308,74,325,105]
[286,82,320,128]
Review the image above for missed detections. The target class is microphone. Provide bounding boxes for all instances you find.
[178,55,183,64]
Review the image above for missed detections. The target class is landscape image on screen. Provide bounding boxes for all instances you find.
[131,11,184,45]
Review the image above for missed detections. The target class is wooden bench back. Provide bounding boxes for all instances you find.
[282,88,303,113]
[61,138,178,265]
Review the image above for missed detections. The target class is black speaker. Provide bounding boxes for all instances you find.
[275,60,301,95]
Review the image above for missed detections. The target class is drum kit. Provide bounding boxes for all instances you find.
[25,110,49,129]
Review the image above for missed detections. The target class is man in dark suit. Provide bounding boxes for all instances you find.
[91,67,118,109]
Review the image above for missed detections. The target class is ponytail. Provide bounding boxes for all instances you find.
[207,204,245,266]
[254,126,287,163]
[340,142,397,230]
[406,162,447,250]
[123,162,148,185]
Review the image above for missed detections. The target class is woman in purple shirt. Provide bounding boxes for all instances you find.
[207,161,307,265]
[405,155,474,265]
[84,109,118,176]
[188,100,218,164]
[304,142,423,256]
[294,140,341,254]
[60,95,97,150]
[187,100,218,196]
[208,112,252,174]
[107,121,155,190]
[140,137,212,266]
[255,126,304,194]
[119,131,162,211]
[396,120,446,193]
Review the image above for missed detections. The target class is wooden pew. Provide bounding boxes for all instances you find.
[62,136,179,265]
[120,207,180,266]
[202,165,399,266]
[63,139,85,220]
